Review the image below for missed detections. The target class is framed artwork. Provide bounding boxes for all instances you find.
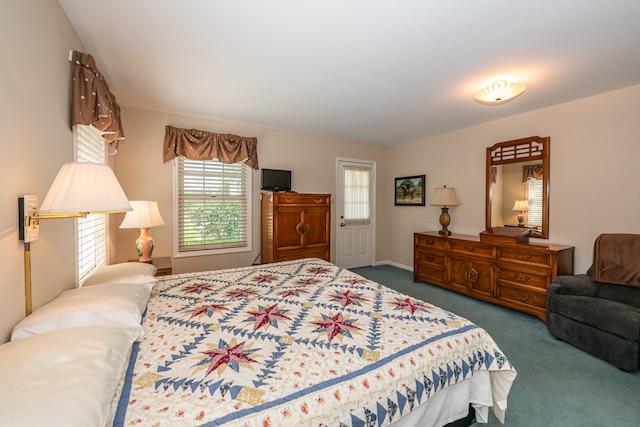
[395,175,425,206]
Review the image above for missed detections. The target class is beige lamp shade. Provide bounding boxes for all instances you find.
[120,200,165,262]
[40,162,131,214]
[512,200,529,212]
[430,186,459,236]
[430,186,460,207]
[120,201,165,229]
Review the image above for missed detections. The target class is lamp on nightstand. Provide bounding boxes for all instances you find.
[512,200,529,227]
[120,200,165,263]
[431,186,459,236]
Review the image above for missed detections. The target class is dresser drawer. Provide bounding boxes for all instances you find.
[274,193,330,206]
[275,247,329,262]
[415,234,446,250]
[497,247,552,269]
[415,250,445,267]
[415,262,446,283]
[448,239,494,259]
[497,267,550,289]
[496,281,547,309]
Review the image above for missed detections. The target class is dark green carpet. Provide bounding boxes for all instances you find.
[351,265,640,427]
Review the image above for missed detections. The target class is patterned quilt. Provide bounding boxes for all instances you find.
[114,258,516,426]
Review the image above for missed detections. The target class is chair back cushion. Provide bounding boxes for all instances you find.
[592,233,640,287]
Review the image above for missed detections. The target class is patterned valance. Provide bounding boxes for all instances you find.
[522,164,543,181]
[70,51,124,150]
[163,125,259,169]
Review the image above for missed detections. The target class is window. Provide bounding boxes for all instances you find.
[175,157,251,255]
[526,178,543,227]
[74,124,109,284]
[343,167,371,225]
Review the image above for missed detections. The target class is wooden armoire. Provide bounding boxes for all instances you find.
[260,192,331,263]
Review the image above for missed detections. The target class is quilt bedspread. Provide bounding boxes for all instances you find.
[115,258,516,426]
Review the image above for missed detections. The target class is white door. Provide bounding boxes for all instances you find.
[335,158,375,268]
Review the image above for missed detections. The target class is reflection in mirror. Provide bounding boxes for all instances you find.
[491,160,543,228]
[485,136,550,239]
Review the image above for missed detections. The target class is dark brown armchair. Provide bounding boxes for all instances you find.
[546,234,640,372]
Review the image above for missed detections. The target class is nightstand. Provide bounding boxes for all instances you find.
[129,256,172,276]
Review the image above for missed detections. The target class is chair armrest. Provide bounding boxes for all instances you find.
[548,274,598,297]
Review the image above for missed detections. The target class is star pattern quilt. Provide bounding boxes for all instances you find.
[114,258,516,426]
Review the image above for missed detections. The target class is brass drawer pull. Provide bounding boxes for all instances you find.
[425,240,435,245]
[461,267,478,283]
[296,222,310,236]
[514,273,530,283]
[283,198,294,203]
[464,246,476,252]
[513,292,529,302]
[313,198,324,204]
[425,255,435,262]
[516,254,531,261]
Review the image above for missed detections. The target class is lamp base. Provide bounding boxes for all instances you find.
[438,207,452,236]
[136,228,155,263]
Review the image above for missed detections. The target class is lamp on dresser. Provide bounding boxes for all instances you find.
[119,200,165,263]
[430,186,459,236]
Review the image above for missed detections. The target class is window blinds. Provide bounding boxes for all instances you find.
[527,178,543,227]
[74,124,109,284]
[177,158,249,252]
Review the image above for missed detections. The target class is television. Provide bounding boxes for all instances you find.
[261,168,292,192]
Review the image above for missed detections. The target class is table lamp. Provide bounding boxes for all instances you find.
[120,200,165,262]
[512,200,529,227]
[431,186,459,236]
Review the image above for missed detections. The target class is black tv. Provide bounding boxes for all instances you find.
[261,168,292,192]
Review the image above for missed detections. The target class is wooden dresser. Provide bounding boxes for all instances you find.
[261,192,331,263]
[414,231,574,321]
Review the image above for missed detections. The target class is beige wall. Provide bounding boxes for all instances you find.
[385,85,640,273]
[0,1,85,341]
[114,107,390,273]
[2,1,639,344]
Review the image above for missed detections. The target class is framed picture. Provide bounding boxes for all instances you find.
[395,175,425,206]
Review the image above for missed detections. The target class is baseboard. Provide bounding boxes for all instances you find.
[374,260,413,271]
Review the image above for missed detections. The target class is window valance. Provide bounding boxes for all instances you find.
[70,51,124,150]
[522,164,543,181]
[163,125,259,169]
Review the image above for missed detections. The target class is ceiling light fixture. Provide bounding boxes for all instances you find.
[473,80,526,106]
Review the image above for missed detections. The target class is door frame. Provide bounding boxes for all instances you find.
[335,157,376,268]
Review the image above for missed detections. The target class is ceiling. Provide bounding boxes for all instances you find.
[57,1,640,146]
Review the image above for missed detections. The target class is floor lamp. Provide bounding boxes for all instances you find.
[18,162,132,315]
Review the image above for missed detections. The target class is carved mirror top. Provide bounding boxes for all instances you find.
[485,136,550,239]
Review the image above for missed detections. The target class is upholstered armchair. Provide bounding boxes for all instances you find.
[546,234,640,372]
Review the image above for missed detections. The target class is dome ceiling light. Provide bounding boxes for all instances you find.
[473,80,526,106]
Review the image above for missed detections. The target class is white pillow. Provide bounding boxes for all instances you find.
[81,262,157,289]
[11,282,150,342]
[0,326,139,427]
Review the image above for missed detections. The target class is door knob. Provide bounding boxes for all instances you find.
[340,222,346,227]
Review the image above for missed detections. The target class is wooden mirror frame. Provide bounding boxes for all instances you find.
[484,136,550,239]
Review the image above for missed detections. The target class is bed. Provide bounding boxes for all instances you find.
[1,258,516,427]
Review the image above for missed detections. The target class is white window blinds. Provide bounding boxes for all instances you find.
[74,124,109,284]
[527,178,543,227]
[344,166,371,226]
[176,157,251,253]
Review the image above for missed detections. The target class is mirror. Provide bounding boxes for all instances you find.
[485,136,550,239]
